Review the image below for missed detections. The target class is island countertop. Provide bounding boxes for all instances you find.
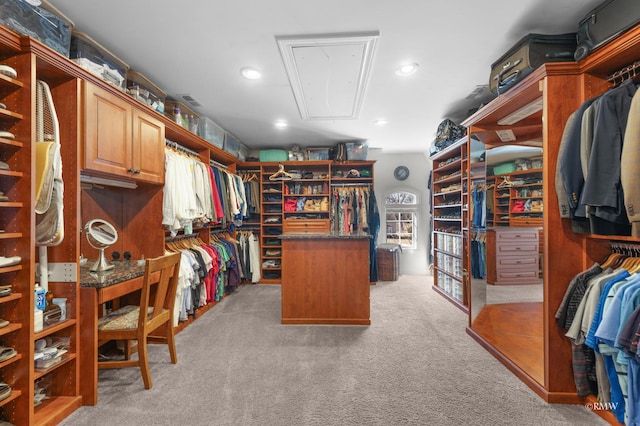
[279,231,372,240]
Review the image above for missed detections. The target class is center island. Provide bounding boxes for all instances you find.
[280,232,372,325]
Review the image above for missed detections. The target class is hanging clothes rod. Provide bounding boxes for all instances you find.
[210,159,228,169]
[610,241,640,256]
[607,59,640,86]
[165,139,200,157]
[165,232,199,242]
[210,227,228,235]
[330,183,373,187]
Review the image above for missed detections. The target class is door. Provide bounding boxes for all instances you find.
[83,82,132,177]
[131,108,164,184]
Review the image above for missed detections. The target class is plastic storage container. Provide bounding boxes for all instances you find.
[0,0,74,57]
[126,71,166,114]
[346,142,368,161]
[307,148,330,161]
[197,116,225,149]
[70,30,129,91]
[492,162,517,175]
[224,132,240,157]
[259,149,288,162]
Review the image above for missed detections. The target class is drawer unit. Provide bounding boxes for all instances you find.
[282,219,330,234]
[486,227,540,285]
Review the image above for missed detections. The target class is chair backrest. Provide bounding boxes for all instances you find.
[138,252,182,329]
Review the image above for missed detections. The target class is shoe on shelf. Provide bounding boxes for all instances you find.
[0,347,16,362]
[0,256,20,268]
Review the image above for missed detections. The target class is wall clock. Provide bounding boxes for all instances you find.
[394,166,410,181]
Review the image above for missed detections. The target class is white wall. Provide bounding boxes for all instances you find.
[368,149,432,275]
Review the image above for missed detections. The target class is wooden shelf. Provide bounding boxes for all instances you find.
[34,353,76,380]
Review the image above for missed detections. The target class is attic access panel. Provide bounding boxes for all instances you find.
[276,32,379,120]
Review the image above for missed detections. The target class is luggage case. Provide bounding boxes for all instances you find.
[489,33,576,95]
[574,0,640,61]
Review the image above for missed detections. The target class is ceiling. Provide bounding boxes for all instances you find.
[49,0,604,154]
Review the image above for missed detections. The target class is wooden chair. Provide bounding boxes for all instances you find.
[97,252,181,389]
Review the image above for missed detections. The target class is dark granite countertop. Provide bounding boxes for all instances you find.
[80,260,146,288]
[279,231,372,240]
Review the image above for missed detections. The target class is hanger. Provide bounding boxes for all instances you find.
[269,164,293,181]
[497,176,513,188]
[600,252,623,269]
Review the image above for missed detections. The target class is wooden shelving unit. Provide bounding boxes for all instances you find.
[430,139,467,311]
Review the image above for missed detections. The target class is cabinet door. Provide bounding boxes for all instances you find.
[131,109,164,184]
[83,83,132,177]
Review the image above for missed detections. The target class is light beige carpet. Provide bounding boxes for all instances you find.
[60,275,606,426]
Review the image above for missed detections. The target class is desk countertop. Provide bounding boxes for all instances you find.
[80,260,146,288]
[279,231,372,240]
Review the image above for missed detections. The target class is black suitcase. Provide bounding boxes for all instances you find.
[489,33,576,95]
[574,0,640,61]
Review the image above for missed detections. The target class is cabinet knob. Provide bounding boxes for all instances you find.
[135,169,141,175]
[127,168,135,174]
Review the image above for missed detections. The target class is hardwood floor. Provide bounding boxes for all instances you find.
[471,302,544,385]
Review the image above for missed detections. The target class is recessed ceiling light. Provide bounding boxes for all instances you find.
[274,120,288,128]
[395,63,419,77]
[374,119,388,126]
[241,67,262,80]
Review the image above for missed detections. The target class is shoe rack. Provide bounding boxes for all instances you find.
[0,27,82,425]
[430,139,467,310]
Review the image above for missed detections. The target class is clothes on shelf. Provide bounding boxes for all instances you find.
[556,250,640,424]
[556,80,640,236]
[162,144,249,234]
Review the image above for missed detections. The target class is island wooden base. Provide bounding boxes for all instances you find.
[281,236,370,325]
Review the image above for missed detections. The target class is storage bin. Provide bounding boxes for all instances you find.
[377,243,401,281]
[238,143,249,161]
[346,142,368,161]
[307,148,330,161]
[126,71,166,114]
[197,116,224,149]
[259,149,288,162]
[492,162,517,175]
[70,31,129,91]
[0,0,74,57]
[165,100,199,132]
[224,132,240,157]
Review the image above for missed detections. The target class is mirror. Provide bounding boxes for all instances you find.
[468,141,544,385]
[84,218,118,272]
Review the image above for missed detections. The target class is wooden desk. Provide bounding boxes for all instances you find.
[280,233,371,325]
[78,261,148,406]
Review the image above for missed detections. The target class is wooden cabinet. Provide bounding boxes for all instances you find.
[486,227,540,285]
[281,235,370,325]
[430,139,467,310]
[83,82,164,184]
